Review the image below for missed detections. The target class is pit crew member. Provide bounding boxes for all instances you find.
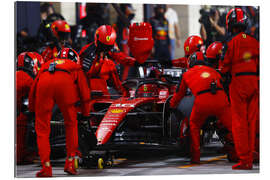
[28,48,91,177]
[79,25,135,96]
[170,52,232,164]
[16,52,44,164]
[219,8,259,170]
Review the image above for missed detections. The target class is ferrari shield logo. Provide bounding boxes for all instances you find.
[53,52,58,57]
[185,46,189,52]
[106,36,111,42]
[242,34,247,39]
[143,86,148,92]
[201,72,210,78]
[111,109,124,113]
[243,52,252,61]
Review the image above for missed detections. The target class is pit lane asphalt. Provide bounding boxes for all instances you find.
[15,142,259,178]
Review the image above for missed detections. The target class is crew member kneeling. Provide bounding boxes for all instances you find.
[170,52,232,164]
[29,48,90,177]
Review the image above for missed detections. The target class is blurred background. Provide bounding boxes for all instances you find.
[15,1,259,59]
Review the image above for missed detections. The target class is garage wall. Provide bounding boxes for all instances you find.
[16,1,41,36]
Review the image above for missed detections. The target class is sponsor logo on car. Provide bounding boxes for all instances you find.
[110,109,124,113]
[111,104,135,108]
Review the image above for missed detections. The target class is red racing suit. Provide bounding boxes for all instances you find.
[40,46,59,62]
[87,56,126,97]
[219,32,259,164]
[28,58,90,164]
[170,65,232,162]
[80,43,131,96]
[16,69,34,163]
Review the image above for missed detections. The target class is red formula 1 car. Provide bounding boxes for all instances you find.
[77,60,192,168]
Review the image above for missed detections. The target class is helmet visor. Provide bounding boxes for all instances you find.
[58,31,70,41]
[96,41,114,53]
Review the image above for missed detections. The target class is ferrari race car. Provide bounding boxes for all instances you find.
[78,61,193,168]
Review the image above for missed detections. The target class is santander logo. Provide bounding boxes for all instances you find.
[134,37,149,41]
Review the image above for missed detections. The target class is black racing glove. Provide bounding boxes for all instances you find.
[82,56,95,72]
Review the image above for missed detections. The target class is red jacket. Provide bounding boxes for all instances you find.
[219,32,259,75]
[28,58,90,116]
[16,70,34,113]
[170,65,224,108]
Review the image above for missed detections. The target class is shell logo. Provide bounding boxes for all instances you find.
[218,50,222,54]
[65,24,70,30]
[106,36,111,42]
[95,62,99,67]
[110,109,124,113]
[242,34,247,39]
[185,46,189,52]
[243,52,252,61]
[201,72,210,78]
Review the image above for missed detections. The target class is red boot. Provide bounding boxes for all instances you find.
[64,158,77,175]
[36,164,52,177]
[232,161,253,170]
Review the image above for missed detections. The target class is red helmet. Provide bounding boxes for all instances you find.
[184,35,203,57]
[95,25,117,52]
[206,42,223,60]
[226,8,248,33]
[50,20,71,41]
[187,51,206,68]
[17,52,44,75]
[137,84,159,98]
[58,48,80,64]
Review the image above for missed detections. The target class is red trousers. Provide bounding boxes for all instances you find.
[16,113,28,163]
[230,75,259,164]
[189,91,232,162]
[35,72,79,164]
